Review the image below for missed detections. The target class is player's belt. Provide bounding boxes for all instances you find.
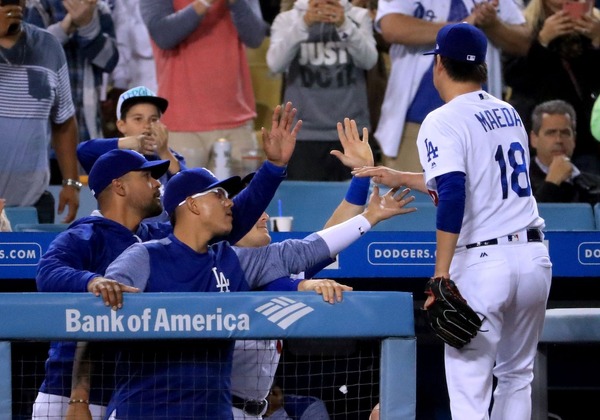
[232,394,268,416]
[465,228,543,249]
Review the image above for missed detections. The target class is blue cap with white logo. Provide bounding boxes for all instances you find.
[423,22,487,64]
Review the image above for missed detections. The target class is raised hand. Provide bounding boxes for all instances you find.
[150,121,170,156]
[304,0,345,27]
[574,13,600,47]
[546,155,573,185]
[352,166,428,193]
[352,166,405,188]
[63,0,97,29]
[538,11,575,46]
[330,118,374,170]
[261,102,302,167]
[361,185,416,226]
[0,3,23,37]
[472,0,499,30]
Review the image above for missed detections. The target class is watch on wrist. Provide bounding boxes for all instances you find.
[62,178,83,191]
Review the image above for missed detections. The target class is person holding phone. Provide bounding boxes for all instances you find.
[503,0,600,175]
[562,0,594,20]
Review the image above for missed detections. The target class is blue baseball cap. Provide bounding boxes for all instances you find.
[88,149,170,198]
[424,22,487,64]
[116,86,169,120]
[163,168,242,215]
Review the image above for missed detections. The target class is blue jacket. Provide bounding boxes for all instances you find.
[36,161,287,402]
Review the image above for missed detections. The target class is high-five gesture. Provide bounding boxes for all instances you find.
[262,102,302,167]
[361,185,416,226]
[352,166,428,194]
[331,118,374,169]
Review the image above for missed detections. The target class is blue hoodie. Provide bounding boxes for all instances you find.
[35,160,287,403]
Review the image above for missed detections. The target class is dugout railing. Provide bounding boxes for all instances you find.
[0,291,416,419]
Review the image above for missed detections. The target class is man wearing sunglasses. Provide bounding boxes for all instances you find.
[34,103,301,420]
[68,160,415,419]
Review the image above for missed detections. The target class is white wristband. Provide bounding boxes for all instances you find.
[316,215,371,257]
[197,0,211,8]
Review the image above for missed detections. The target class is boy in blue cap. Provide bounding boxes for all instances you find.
[77,86,187,217]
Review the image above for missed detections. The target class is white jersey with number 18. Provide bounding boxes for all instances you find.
[417,90,544,247]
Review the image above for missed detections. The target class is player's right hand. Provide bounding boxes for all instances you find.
[362,185,416,226]
[261,102,302,167]
[298,279,353,304]
[87,277,140,311]
[352,166,405,188]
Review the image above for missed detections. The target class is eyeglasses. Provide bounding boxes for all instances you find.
[178,187,229,207]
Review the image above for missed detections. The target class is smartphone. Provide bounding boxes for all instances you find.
[562,1,593,19]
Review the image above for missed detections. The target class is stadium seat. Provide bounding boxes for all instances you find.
[4,207,38,227]
[595,203,600,230]
[13,223,69,233]
[537,203,596,231]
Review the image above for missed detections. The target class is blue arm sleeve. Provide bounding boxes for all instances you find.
[36,231,100,292]
[77,139,119,173]
[259,276,303,291]
[435,171,466,234]
[222,161,286,244]
[304,257,336,279]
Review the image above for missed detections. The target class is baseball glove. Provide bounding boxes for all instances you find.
[424,277,483,349]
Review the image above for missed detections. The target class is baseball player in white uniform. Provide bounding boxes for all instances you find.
[354,22,552,420]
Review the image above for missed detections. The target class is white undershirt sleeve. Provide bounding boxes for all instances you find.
[315,214,371,257]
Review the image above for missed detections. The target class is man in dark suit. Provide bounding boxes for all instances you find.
[529,99,600,204]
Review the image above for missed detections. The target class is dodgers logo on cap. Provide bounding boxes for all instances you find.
[423,22,487,64]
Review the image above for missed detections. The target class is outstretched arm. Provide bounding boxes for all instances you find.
[326,118,374,228]
[352,166,428,193]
